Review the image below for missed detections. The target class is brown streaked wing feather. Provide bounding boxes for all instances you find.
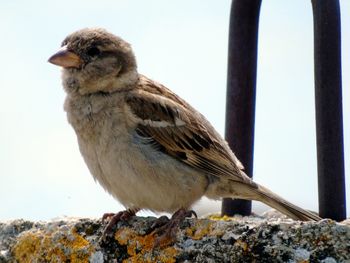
[126,76,245,182]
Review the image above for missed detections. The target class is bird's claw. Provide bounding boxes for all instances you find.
[100,209,136,242]
[151,208,197,248]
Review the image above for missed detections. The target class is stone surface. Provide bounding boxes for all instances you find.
[0,214,349,263]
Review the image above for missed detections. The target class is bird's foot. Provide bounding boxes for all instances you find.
[101,209,136,241]
[151,208,197,248]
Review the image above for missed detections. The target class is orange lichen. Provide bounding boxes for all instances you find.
[115,227,178,263]
[12,233,42,263]
[12,227,93,263]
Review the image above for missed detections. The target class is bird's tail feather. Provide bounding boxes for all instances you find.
[253,184,321,221]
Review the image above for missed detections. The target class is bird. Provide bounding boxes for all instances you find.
[48,28,321,238]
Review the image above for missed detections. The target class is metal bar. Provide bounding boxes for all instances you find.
[311,0,346,221]
[222,0,262,216]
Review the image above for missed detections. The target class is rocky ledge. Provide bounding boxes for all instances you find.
[0,213,349,263]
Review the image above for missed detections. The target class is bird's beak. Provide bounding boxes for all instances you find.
[48,46,82,68]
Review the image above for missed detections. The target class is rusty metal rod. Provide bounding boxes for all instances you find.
[222,0,262,216]
[311,0,346,221]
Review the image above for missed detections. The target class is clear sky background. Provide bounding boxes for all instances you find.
[0,0,349,221]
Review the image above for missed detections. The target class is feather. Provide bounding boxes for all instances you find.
[125,75,246,183]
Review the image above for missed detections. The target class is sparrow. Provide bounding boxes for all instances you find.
[48,28,321,237]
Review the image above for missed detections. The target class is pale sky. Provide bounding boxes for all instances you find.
[0,0,349,221]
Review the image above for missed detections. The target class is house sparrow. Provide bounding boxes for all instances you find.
[48,28,321,235]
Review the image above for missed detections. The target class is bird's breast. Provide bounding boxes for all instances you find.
[64,93,208,212]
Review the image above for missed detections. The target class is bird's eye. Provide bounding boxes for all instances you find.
[86,47,101,57]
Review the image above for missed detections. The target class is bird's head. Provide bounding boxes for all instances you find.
[48,28,138,95]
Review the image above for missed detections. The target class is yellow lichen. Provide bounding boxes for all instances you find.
[186,220,213,240]
[115,227,178,263]
[235,240,248,252]
[208,214,236,221]
[13,227,94,263]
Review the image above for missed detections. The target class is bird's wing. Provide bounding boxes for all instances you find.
[125,76,250,183]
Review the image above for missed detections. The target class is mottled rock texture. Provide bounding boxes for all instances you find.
[1,214,349,262]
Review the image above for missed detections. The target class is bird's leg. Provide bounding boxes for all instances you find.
[152,208,197,247]
[101,208,138,239]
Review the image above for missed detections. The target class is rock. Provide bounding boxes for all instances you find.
[0,215,349,262]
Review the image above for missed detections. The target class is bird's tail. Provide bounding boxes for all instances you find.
[253,184,321,221]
